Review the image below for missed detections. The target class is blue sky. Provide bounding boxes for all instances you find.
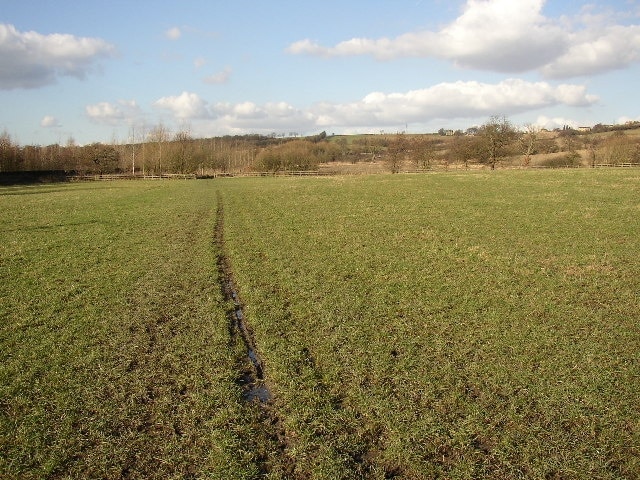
[1,0,639,145]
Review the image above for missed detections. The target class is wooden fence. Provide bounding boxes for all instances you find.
[71,173,197,181]
[198,171,331,178]
[69,163,640,182]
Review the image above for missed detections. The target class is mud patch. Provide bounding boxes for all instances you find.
[228,281,273,403]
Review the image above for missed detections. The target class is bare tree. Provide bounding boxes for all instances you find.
[129,126,136,175]
[450,135,482,169]
[584,136,601,167]
[412,137,440,170]
[599,131,635,165]
[519,124,539,167]
[148,123,170,174]
[478,116,517,170]
[0,129,16,172]
[173,128,192,173]
[386,133,408,173]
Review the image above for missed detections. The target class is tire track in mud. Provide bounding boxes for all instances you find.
[214,194,399,478]
[214,194,293,476]
[215,198,270,403]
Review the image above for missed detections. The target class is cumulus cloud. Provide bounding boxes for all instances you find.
[220,101,266,119]
[287,0,640,78]
[617,115,640,124]
[40,115,61,127]
[154,91,210,119]
[534,115,580,130]
[210,101,314,130]
[165,27,181,40]
[309,79,598,128]
[289,0,564,72]
[0,23,115,89]
[541,24,640,78]
[86,99,142,125]
[150,80,596,134]
[203,66,232,84]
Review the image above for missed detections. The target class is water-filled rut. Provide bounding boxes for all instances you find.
[215,197,272,403]
[214,195,298,477]
[213,193,398,477]
[226,279,272,402]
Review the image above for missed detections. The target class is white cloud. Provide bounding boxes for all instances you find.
[0,23,115,89]
[309,79,598,128]
[534,115,580,130]
[287,0,640,78]
[203,66,232,84]
[206,100,315,134]
[152,80,596,135]
[287,39,330,56]
[194,57,207,69]
[233,101,266,119]
[287,0,564,72]
[165,27,181,40]
[541,24,640,78]
[86,99,142,125]
[154,91,210,119]
[40,115,61,127]
[617,115,640,124]
[433,0,566,72]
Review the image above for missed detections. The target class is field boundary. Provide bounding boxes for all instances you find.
[70,173,197,181]
[7,162,640,185]
[200,170,331,178]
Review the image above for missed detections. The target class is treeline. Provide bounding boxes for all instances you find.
[2,120,640,175]
[0,130,334,175]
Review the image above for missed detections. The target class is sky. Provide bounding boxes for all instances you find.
[1,0,639,145]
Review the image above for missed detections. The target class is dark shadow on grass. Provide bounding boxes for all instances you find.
[0,219,102,233]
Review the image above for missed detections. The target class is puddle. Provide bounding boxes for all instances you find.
[230,280,272,403]
[239,372,272,403]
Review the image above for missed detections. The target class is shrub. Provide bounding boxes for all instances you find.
[539,151,582,168]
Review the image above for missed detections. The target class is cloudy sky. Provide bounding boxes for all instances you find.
[1,0,639,145]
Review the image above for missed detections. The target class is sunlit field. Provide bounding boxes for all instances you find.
[0,181,263,478]
[1,170,639,479]
[219,170,639,478]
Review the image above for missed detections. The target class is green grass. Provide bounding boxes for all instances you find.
[0,181,263,478]
[219,170,639,479]
[2,171,639,479]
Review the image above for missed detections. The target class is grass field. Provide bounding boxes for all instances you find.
[1,170,639,479]
[0,181,267,478]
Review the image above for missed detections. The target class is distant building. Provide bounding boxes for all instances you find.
[437,128,455,136]
[578,126,591,132]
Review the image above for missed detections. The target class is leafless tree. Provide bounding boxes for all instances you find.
[148,123,170,174]
[478,116,518,170]
[386,134,408,173]
[519,124,539,167]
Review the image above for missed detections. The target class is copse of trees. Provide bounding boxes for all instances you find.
[415,116,519,171]
[594,131,640,165]
[0,131,124,174]
[254,139,340,172]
